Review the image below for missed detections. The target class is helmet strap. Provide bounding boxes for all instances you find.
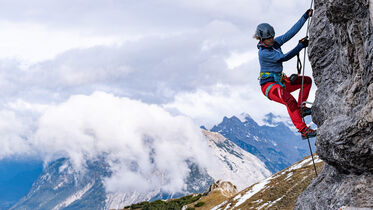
[260,40,269,48]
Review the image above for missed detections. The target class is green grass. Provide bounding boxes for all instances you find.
[123,194,202,210]
[194,202,205,207]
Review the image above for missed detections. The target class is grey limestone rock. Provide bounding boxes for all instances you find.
[295,0,373,209]
[296,164,372,209]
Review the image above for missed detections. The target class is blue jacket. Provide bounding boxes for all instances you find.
[258,12,309,86]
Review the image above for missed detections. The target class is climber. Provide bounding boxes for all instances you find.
[255,9,316,140]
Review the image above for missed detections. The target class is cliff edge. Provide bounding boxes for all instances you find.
[295,0,373,209]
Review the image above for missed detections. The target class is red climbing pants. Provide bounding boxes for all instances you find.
[261,76,312,132]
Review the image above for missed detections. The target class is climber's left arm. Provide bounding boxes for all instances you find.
[275,10,312,46]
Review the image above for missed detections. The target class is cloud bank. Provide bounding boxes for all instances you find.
[26,91,216,193]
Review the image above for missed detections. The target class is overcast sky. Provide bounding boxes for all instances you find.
[0,0,316,194]
[0,0,315,119]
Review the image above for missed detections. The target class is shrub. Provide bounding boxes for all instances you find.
[194,202,205,207]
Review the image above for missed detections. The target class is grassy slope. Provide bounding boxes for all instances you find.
[119,155,324,210]
[190,155,324,210]
[187,190,231,210]
[120,194,201,210]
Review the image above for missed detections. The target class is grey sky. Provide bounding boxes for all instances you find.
[0,0,316,193]
[0,0,314,98]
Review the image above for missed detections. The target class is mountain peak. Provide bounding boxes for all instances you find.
[215,114,257,131]
[210,114,311,173]
[237,113,254,122]
[263,113,276,125]
[222,116,241,123]
[204,180,238,198]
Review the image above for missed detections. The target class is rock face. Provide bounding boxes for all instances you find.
[296,0,373,209]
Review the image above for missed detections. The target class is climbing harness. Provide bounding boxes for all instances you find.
[259,72,288,100]
[300,0,318,176]
[258,72,286,87]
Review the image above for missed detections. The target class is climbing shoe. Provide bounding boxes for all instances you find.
[300,106,312,117]
[300,127,317,139]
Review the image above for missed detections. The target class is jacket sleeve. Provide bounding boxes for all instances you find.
[261,43,304,63]
[275,13,309,46]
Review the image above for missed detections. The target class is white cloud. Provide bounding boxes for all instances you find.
[164,84,289,128]
[225,50,257,69]
[7,99,51,113]
[29,91,217,193]
[0,110,32,159]
[0,20,123,64]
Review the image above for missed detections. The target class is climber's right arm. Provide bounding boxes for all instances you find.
[260,43,304,63]
[278,43,304,62]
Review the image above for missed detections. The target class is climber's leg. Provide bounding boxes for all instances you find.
[261,83,307,132]
[285,76,312,107]
[285,76,312,117]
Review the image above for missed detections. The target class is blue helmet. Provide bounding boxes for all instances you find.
[256,23,275,39]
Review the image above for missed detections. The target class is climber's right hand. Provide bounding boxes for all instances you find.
[299,36,309,48]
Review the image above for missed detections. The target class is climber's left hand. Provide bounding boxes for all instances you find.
[307,9,313,17]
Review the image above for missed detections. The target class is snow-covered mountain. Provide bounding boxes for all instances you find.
[202,130,270,191]
[210,113,315,173]
[10,158,109,210]
[10,157,213,210]
[10,129,270,210]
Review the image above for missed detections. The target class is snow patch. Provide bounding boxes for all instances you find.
[53,179,67,190]
[266,196,284,208]
[234,193,242,200]
[253,199,263,204]
[232,178,270,208]
[224,203,232,210]
[285,172,293,180]
[211,200,228,210]
[286,157,313,171]
[52,182,94,210]
[308,157,323,165]
[58,162,69,173]
[257,202,269,210]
